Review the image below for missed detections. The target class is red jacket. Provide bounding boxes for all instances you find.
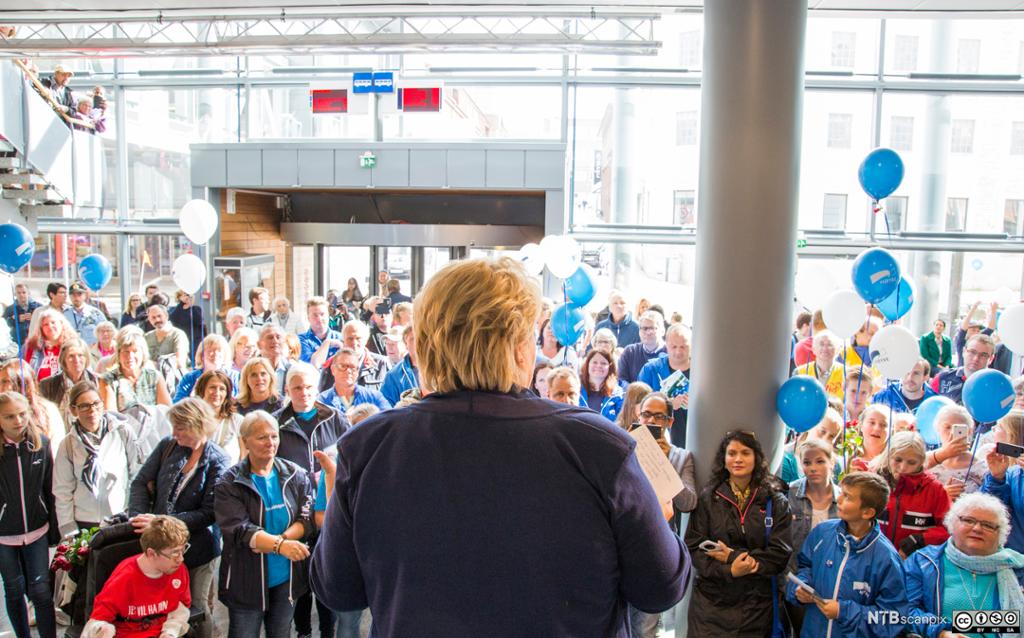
[878,470,950,556]
[793,337,815,367]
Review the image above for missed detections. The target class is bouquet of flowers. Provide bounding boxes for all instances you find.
[50,526,98,572]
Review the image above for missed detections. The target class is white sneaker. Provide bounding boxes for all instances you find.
[55,608,72,626]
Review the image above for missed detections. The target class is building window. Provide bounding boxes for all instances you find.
[884,196,908,232]
[1011,122,1024,155]
[956,39,981,73]
[1019,41,1024,74]
[823,194,848,230]
[892,35,919,73]
[950,119,975,153]
[1005,199,1024,235]
[889,116,914,151]
[827,114,853,149]
[676,111,698,146]
[945,197,968,232]
[592,150,602,184]
[674,190,696,226]
[679,30,702,69]
[830,31,856,68]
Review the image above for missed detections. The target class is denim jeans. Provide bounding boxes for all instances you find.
[226,583,296,638]
[628,605,660,638]
[0,535,57,638]
[335,609,362,638]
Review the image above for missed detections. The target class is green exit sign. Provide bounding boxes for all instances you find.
[359,152,376,169]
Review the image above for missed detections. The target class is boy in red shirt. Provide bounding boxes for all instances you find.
[82,516,192,638]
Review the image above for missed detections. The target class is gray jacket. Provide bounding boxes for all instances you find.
[786,477,840,572]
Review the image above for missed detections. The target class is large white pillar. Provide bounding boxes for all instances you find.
[689,0,808,485]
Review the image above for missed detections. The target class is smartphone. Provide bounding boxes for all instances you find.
[996,442,1024,458]
[699,540,719,552]
[951,423,970,441]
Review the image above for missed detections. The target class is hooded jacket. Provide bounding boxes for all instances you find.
[982,465,1024,555]
[785,519,908,638]
[877,470,951,557]
[870,381,936,414]
[380,355,418,407]
[904,541,1024,638]
[0,434,57,538]
[273,402,349,475]
[595,312,641,348]
[685,481,793,637]
[214,456,314,610]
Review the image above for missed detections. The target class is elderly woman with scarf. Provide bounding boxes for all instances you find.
[904,492,1024,638]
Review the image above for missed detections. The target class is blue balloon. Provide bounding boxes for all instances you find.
[563,264,597,307]
[877,277,914,321]
[858,147,905,201]
[963,369,1016,424]
[914,395,955,447]
[0,223,34,274]
[776,376,828,433]
[550,303,586,347]
[78,254,112,292]
[851,247,901,304]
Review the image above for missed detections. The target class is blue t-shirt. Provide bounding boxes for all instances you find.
[314,473,328,512]
[252,468,291,588]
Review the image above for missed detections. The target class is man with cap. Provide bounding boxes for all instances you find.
[381,325,419,406]
[367,301,392,357]
[64,282,106,346]
[50,65,75,115]
[382,326,406,366]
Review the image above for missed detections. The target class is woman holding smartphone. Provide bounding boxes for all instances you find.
[927,404,987,498]
[685,430,793,637]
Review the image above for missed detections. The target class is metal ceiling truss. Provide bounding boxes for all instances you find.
[0,10,660,57]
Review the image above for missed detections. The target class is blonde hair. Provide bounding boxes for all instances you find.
[346,403,380,426]
[237,357,280,407]
[167,397,217,439]
[393,302,413,324]
[414,258,541,393]
[797,437,835,462]
[239,410,278,439]
[936,404,975,433]
[617,381,653,430]
[229,327,259,362]
[870,430,927,473]
[858,404,890,432]
[26,307,73,351]
[58,338,90,371]
[0,392,42,455]
[546,367,580,390]
[997,410,1024,446]
[140,515,189,553]
[115,325,149,367]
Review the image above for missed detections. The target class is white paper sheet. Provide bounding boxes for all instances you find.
[629,426,684,505]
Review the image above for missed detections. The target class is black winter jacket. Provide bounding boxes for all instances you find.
[128,436,230,569]
[214,456,314,611]
[273,402,348,474]
[0,435,58,541]
[684,481,793,637]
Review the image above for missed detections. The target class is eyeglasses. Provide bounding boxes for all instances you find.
[74,400,104,411]
[335,364,359,372]
[964,349,993,361]
[158,543,191,559]
[958,516,999,533]
[640,410,672,423]
[639,326,658,332]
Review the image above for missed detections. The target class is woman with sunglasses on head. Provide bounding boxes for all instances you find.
[127,398,229,638]
[52,381,142,536]
[686,430,793,637]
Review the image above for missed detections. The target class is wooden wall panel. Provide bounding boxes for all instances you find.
[218,191,291,300]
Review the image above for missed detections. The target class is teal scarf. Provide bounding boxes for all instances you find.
[946,541,1024,636]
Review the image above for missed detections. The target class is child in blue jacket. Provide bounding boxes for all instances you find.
[785,471,908,638]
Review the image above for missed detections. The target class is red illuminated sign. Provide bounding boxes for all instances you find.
[310,89,348,114]
[399,87,441,112]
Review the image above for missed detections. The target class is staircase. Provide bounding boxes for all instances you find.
[0,61,102,229]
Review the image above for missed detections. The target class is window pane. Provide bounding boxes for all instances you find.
[799,91,874,232]
[822,194,848,229]
[1011,122,1024,155]
[248,85,371,139]
[951,119,975,153]
[382,85,560,140]
[569,86,700,227]
[1005,200,1024,236]
[805,17,879,76]
[886,197,908,232]
[573,14,704,74]
[830,32,857,68]
[675,111,698,146]
[673,190,695,226]
[946,197,968,231]
[889,116,914,152]
[884,19,1023,76]
[125,87,239,218]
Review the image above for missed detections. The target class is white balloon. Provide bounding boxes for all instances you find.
[517,242,545,276]
[546,235,581,279]
[869,325,919,379]
[822,289,865,339]
[172,253,207,294]
[179,199,219,245]
[998,303,1024,354]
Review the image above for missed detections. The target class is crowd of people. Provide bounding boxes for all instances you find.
[1,261,1023,638]
[11,59,108,133]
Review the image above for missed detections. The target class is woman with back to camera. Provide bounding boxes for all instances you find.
[686,430,793,637]
[311,257,688,637]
